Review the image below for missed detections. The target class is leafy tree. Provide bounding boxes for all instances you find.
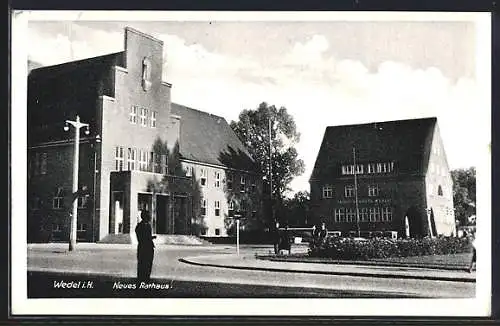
[281,191,311,227]
[451,167,476,226]
[230,102,305,226]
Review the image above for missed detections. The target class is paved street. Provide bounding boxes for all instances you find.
[27,243,475,298]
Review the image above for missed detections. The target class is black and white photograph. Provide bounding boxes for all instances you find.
[11,11,491,316]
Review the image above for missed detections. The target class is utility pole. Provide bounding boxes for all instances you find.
[353,147,361,237]
[269,116,274,224]
[64,115,90,251]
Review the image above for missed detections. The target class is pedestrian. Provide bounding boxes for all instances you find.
[272,221,280,255]
[318,222,328,244]
[135,208,156,282]
[469,235,476,273]
[311,225,318,246]
[279,224,291,255]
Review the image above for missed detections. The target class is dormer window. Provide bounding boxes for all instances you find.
[142,57,152,91]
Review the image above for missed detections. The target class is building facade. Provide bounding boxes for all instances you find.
[309,118,456,238]
[27,27,261,243]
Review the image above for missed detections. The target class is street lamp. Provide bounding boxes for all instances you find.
[64,115,90,251]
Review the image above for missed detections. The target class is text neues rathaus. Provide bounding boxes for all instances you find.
[27,27,263,243]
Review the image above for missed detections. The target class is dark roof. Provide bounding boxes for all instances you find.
[310,117,437,181]
[171,103,259,172]
[28,52,125,80]
[28,52,126,145]
[28,59,43,73]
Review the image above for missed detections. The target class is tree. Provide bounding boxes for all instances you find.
[281,191,311,227]
[230,102,305,226]
[451,167,476,226]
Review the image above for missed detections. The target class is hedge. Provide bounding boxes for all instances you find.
[308,236,472,260]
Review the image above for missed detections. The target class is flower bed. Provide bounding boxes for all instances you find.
[309,236,472,260]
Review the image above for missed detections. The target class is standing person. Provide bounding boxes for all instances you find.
[469,235,476,273]
[135,207,156,282]
[318,222,328,244]
[311,225,318,246]
[272,221,281,255]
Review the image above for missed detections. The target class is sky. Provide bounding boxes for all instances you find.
[26,13,490,196]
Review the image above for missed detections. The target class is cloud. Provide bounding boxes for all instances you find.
[27,24,484,196]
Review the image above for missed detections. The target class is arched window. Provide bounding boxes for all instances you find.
[438,185,443,196]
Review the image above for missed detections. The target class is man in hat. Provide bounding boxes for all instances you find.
[135,208,156,282]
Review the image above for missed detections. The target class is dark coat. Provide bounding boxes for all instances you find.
[135,220,155,249]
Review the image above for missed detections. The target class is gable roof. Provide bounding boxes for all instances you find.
[310,117,437,182]
[171,103,259,173]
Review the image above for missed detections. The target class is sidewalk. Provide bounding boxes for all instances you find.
[180,253,476,283]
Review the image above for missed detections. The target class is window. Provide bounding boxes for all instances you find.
[151,152,158,173]
[150,110,157,128]
[342,165,355,175]
[367,163,376,174]
[381,207,392,222]
[138,150,147,171]
[389,162,395,173]
[360,208,369,222]
[438,185,444,196]
[251,176,256,191]
[200,169,207,186]
[369,207,381,222]
[214,172,221,188]
[161,154,167,174]
[355,164,364,174]
[228,200,234,217]
[377,163,388,173]
[335,208,345,222]
[34,152,48,176]
[368,185,379,197]
[142,58,152,91]
[201,199,207,216]
[252,211,257,218]
[215,201,220,216]
[77,223,87,231]
[227,172,233,190]
[127,148,136,171]
[369,207,377,222]
[215,228,220,236]
[185,165,193,177]
[346,208,356,222]
[344,185,355,198]
[129,106,137,124]
[322,185,333,198]
[77,196,87,208]
[140,108,148,127]
[52,223,62,232]
[52,187,64,209]
[240,175,246,192]
[115,146,124,171]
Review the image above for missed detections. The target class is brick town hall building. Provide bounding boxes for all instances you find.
[27,27,262,243]
[309,118,456,238]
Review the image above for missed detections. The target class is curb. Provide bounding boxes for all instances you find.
[178,257,476,283]
[255,255,470,272]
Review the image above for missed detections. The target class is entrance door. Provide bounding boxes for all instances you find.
[156,195,169,234]
[406,206,424,238]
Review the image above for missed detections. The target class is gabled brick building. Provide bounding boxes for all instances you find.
[27,27,261,243]
[309,117,456,238]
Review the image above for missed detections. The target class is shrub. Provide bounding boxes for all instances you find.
[308,236,472,260]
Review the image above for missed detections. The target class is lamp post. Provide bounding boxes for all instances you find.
[64,115,90,251]
[235,213,241,256]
